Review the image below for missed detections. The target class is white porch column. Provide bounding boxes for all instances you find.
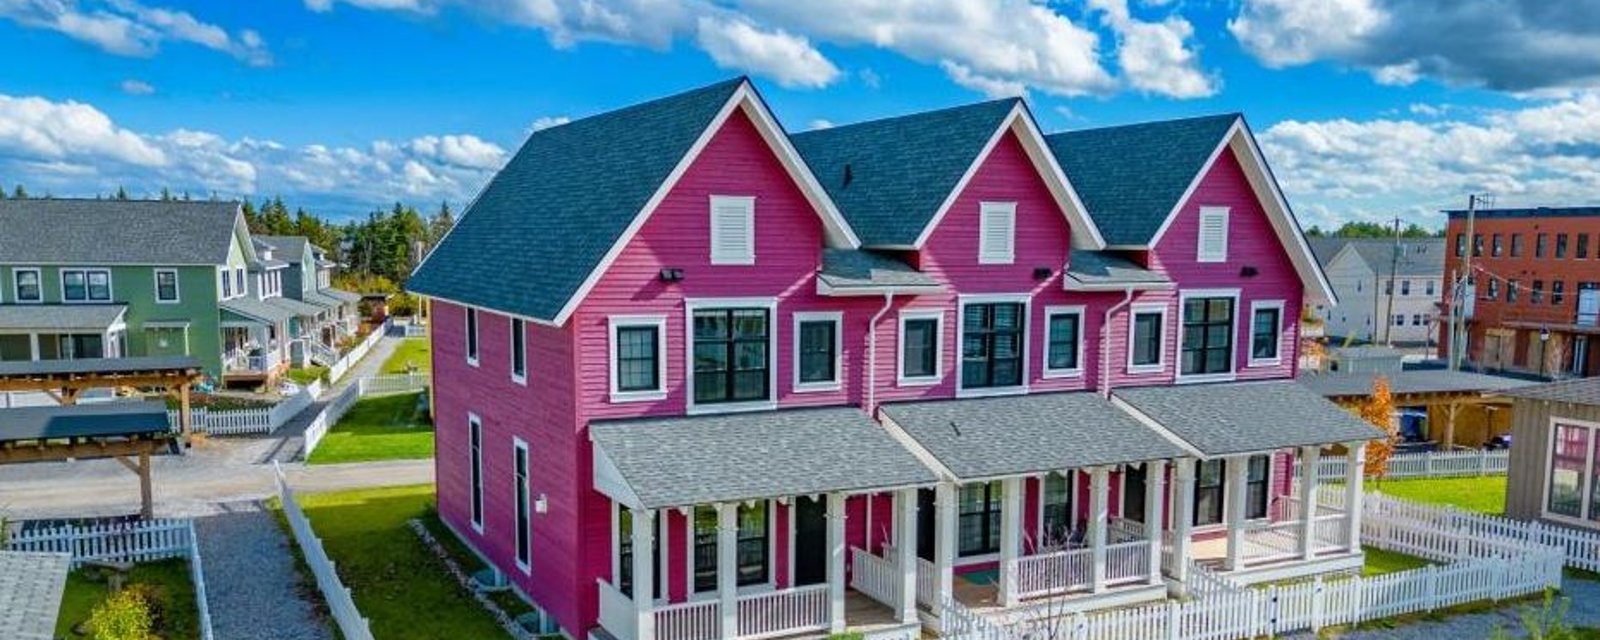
[1089,467,1110,593]
[826,493,847,633]
[1169,459,1196,590]
[1344,441,1367,554]
[717,503,738,640]
[893,488,919,624]
[933,483,957,607]
[632,508,657,640]
[28,333,40,361]
[998,477,1023,607]
[1143,460,1166,587]
[1223,458,1248,571]
[1297,447,1320,560]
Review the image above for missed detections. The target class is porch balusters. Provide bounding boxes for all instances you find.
[997,477,1023,607]
[717,503,738,640]
[1088,467,1110,593]
[1298,446,1320,560]
[1223,457,1249,571]
[933,482,957,608]
[826,493,847,633]
[1143,460,1166,587]
[893,489,919,624]
[1169,458,1196,593]
[1344,441,1366,555]
[633,508,657,640]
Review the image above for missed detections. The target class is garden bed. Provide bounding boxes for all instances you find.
[56,559,201,639]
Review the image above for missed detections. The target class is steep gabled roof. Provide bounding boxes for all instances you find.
[256,236,310,263]
[1346,238,1445,277]
[408,78,856,323]
[1045,114,1238,247]
[0,199,242,265]
[791,99,1020,247]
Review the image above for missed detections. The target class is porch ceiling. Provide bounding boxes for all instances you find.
[589,406,937,510]
[877,391,1189,481]
[0,304,125,332]
[1113,380,1385,457]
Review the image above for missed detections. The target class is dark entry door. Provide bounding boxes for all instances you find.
[793,496,828,586]
[917,488,935,562]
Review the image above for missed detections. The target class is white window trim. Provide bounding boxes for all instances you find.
[1126,302,1169,374]
[978,201,1017,265]
[59,268,112,304]
[956,293,1031,398]
[684,297,779,415]
[608,315,669,404]
[611,502,670,605]
[1540,416,1600,529]
[469,412,484,534]
[897,308,945,387]
[153,268,181,304]
[1196,206,1230,263]
[513,437,532,574]
[465,307,480,367]
[12,267,42,304]
[510,317,528,386]
[1041,305,1086,379]
[1247,299,1286,368]
[792,311,843,393]
[709,195,756,266]
[685,501,779,599]
[1175,288,1241,385]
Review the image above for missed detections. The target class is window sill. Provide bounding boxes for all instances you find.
[897,376,942,388]
[1176,372,1237,385]
[516,560,531,575]
[1041,368,1084,380]
[686,400,777,416]
[1126,364,1165,375]
[792,381,841,394]
[156,299,181,305]
[13,299,42,305]
[466,357,480,368]
[512,374,528,387]
[956,385,1029,399]
[1246,358,1282,369]
[610,390,667,404]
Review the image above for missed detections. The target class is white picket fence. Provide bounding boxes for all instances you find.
[274,462,375,640]
[167,378,323,436]
[4,518,216,640]
[303,381,364,457]
[1296,449,1510,482]
[327,319,389,384]
[1359,490,1600,572]
[358,372,430,397]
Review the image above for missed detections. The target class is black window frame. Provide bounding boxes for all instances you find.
[901,316,940,380]
[1511,234,1524,257]
[1508,280,1520,304]
[514,440,531,568]
[1537,233,1549,258]
[465,307,479,362]
[1181,296,1235,376]
[14,268,41,302]
[510,318,527,381]
[1046,310,1082,373]
[1131,309,1164,368]
[1251,305,1281,362]
[1123,464,1148,524]
[470,417,483,529]
[614,324,662,394]
[958,481,1003,557]
[1454,233,1465,257]
[1193,459,1224,526]
[1558,234,1570,259]
[961,301,1025,390]
[1533,280,1546,304]
[1472,233,1484,257]
[1580,234,1592,259]
[796,317,838,386]
[1554,280,1566,306]
[692,307,772,405]
[1492,234,1503,257]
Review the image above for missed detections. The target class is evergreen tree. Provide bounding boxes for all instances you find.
[113,185,129,200]
[159,187,174,201]
[13,185,28,199]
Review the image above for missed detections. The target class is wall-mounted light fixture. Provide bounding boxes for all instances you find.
[1033,267,1053,281]
[659,268,685,283]
[1240,266,1259,278]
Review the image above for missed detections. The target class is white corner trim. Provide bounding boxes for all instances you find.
[1126,301,1170,374]
[897,308,945,387]
[607,315,669,404]
[791,311,843,393]
[1041,304,1087,378]
[1246,299,1286,368]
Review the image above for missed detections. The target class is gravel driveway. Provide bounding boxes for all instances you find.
[195,501,333,640]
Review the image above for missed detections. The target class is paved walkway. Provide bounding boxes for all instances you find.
[195,501,333,640]
[1285,575,1600,639]
[261,334,406,464]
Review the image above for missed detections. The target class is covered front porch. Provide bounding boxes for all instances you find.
[0,304,128,363]
[590,407,939,640]
[219,299,293,385]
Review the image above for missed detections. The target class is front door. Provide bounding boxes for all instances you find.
[792,496,828,586]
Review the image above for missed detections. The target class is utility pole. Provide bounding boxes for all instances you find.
[1384,216,1402,345]
[1451,195,1478,371]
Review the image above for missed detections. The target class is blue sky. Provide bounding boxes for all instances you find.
[1,1,1597,229]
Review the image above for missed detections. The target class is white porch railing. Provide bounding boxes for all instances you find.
[850,546,900,608]
[915,556,938,607]
[736,584,829,640]
[656,598,719,640]
[1015,539,1150,599]
[600,580,828,640]
[1105,540,1151,585]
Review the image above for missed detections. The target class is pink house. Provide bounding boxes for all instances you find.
[407,78,1381,640]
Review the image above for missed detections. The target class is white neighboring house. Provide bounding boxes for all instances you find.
[1309,237,1445,346]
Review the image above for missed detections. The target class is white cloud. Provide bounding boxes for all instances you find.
[1228,0,1385,68]
[119,78,155,95]
[1091,0,1217,98]
[407,134,507,170]
[530,116,571,132]
[696,16,840,89]
[807,119,834,130]
[0,0,271,65]
[0,94,166,166]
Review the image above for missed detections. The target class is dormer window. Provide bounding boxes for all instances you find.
[1197,207,1229,263]
[978,202,1016,264]
[709,195,755,265]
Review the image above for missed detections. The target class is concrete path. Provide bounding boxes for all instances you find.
[195,501,333,640]
[260,333,407,464]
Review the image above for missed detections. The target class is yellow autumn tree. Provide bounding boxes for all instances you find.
[1361,376,1399,480]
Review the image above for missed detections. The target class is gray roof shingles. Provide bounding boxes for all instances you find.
[817,249,941,292]
[1313,238,1444,276]
[0,199,240,265]
[1064,249,1172,289]
[880,392,1189,480]
[1298,370,1535,398]
[0,305,126,331]
[1045,114,1238,247]
[256,235,309,262]
[1497,378,1600,405]
[0,400,171,443]
[266,296,324,317]
[221,298,298,324]
[590,407,937,509]
[791,99,1019,247]
[407,78,745,321]
[1114,381,1385,456]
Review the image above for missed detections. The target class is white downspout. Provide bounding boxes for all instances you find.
[866,292,895,416]
[1100,286,1137,398]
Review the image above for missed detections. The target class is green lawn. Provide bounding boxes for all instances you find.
[381,338,432,374]
[287,366,329,386]
[292,485,513,640]
[1368,476,1507,515]
[306,392,433,465]
[56,559,200,639]
[1363,546,1432,577]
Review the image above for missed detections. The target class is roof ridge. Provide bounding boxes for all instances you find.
[523,76,746,137]
[790,97,1020,140]
[0,197,240,205]
[1047,111,1240,138]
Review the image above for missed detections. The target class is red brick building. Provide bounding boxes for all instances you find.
[1441,207,1600,377]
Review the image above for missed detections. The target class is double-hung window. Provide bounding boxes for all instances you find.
[1558,234,1570,259]
[1129,305,1166,371]
[1249,301,1283,365]
[469,415,484,532]
[899,310,942,384]
[510,318,527,384]
[155,269,180,303]
[610,317,666,402]
[513,438,531,572]
[1537,234,1549,258]
[794,312,841,392]
[1245,455,1270,520]
[1193,456,1269,526]
[692,503,770,592]
[62,269,110,302]
[14,268,41,302]
[692,306,771,406]
[1181,294,1236,377]
[1545,422,1600,523]
[1533,281,1546,304]
[465,307,480,365]
[1122,464,1147,523]
[219,268,232,299]
[1193,459,1225,526]
[1040,474,1075,545]
[616,506,660,600]
[960,300,1025,391]
[1043,306,1083,377]
[958,481,1002,557]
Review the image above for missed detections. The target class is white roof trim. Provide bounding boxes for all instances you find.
[548,80,860,326]
[910,103,1107,252]
[592,444,644,510]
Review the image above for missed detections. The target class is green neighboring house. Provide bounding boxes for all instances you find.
[0,199,342,385]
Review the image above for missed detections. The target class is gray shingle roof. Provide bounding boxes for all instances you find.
[880,392,1189,480]
[255,236,309,262]
[0,400,170,443]
[1045,114,1239,247]
[0,550,69,640]
[0,199,241,265]
[266,296,324,317]
[1307,237,1348,266]
[407,78,745,321]
[1496,378,1600,405]
[791,99,1019,247]
[817,249,941,293]
[1113,380,1385,456]
[322,288,360,303]
[1064,249,1172,290]
[0,305,126,331]
[221,298,297,324]
[0,355,201,377]
[591,407,937,509]
[1331,238,1445,277]
[1298,370,1535,398]
[300,290,346,309]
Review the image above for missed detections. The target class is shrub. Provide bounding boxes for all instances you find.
[87,588,154,640]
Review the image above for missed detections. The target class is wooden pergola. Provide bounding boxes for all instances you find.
[0,400,174,518]
[1301,370,1536,448]
[0,356,203,438]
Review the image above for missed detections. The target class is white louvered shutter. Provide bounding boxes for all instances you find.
[979,202,1016,264]
[1197,207,1229,263]
[709,196,755,265]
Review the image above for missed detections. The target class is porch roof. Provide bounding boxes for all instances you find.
[1063,249,1172,291]
[1297,370,1535,399]
[300,290,345,309]
[816,249,942,294]
[221,298,297,324]
[267,296,324,317]
[0,400,170,443]
[878,392,1188,481]
[589,407,937,510]
[0,304,126,332]
[0,551,69,640]
[1112,380,1384,457]
[323,288,361,303]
